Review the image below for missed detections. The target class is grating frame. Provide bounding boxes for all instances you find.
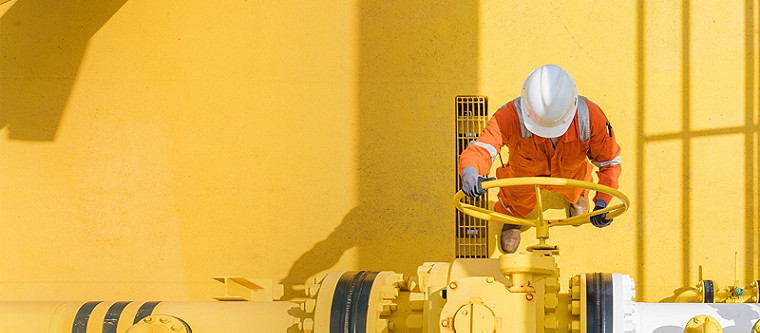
[455,95,490,258]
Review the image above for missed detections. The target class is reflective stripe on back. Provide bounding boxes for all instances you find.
[513,96,591,141]
[512,98,533,139]
[577,96,590,142]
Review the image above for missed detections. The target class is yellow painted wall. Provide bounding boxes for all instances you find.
[0,0,757,303]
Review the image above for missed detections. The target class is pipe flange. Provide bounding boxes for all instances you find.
[298,274,326,333]
[126,314,190,333]
[612,274,636,333]
[370,272,404,332]
[586,273,614,333]
[569,275,582,333]
[330,271,379,333]
[698,280,715,303]
[303,272,338,333]
[685,315,723,333]
[307,271,401,333]
[544,272,561,332]
[751,280,760,303]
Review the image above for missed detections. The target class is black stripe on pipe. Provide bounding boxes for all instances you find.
[344,271,367,333]
[176,316,193,333]
[102,301,131,333]
[329,271,380,333]
[602,274,613,332]
[586,273,613,333]
[587,273,600,333]
[350,271,379,333]
[702,280,715,303]
[133,301,161,324]
[72,301,102,333]
[330,271,358,333]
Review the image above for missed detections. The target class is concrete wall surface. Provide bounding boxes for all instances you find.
[0,0,758,302]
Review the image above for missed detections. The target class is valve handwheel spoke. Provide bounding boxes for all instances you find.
[453,177,630,241]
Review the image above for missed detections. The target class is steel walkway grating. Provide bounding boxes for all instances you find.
[455,96,489,258]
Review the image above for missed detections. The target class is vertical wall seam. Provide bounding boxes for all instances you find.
[744,0,757,283]
[681,0,692,288]
[635,0,647,301]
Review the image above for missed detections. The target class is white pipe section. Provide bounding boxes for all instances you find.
[610,274,760,333]
[612,273,637,333]
[632,303,760,333]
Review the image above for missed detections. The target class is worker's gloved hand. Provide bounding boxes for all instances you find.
[461,167,486,197]
[590,199,612,228]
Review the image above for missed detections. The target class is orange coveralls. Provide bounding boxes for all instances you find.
[459,96,622,218]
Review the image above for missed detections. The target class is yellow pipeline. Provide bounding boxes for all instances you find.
[3,175,758,333]
[0,301,299,332]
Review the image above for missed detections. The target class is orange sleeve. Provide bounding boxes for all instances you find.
[585,98,622,204]
[459,102,518,175]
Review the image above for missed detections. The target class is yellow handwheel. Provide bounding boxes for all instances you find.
[453,177,630,241]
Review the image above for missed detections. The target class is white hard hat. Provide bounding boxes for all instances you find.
[520,64,578,138]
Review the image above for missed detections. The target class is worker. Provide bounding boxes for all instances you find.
[459,64,621,253]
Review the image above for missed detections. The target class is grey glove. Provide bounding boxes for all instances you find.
[461,167,486,197]
[590,199,613,228]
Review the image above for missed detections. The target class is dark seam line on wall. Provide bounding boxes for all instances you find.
[744,0,758,283]
[635,0,647,301]
[681,0,692,289]
[644,125,760,142]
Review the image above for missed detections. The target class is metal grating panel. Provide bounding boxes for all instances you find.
[455,95,489,258]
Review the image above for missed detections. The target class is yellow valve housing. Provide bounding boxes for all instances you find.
[684,315,723,333]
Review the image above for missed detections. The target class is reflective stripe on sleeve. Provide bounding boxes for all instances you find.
[473,141,498,162]
[498,197,514,216]
[512,98,533,139]
[592,156,622,168]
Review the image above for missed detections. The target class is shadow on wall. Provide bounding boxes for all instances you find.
[0,0,127,141]
[712,304,760,331]
[281,1,479,297]
[635,0,759,300]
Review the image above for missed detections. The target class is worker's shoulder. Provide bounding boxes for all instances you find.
[492,98,520,120]
[579,96,609,122]
[484,99,520,135]
[495,98,519,112]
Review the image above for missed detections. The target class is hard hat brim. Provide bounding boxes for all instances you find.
[521,102,576,138]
